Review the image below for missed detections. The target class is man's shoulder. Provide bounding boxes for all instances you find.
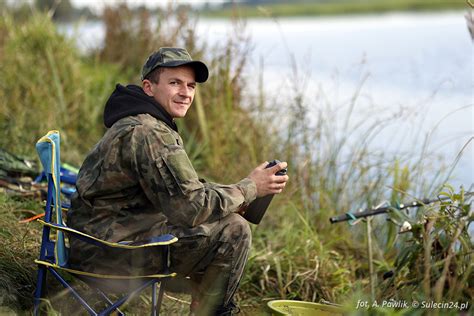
[134,114,170,131]
[130,114,179,147]
[112,114,171,134]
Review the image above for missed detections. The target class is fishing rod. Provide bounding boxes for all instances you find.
[329,192,473,224]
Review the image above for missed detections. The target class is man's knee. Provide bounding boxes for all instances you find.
[222,213,252,249]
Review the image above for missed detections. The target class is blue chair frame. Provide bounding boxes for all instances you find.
[33,131,178,316]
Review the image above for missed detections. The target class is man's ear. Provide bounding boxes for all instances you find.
[142,79,154,96]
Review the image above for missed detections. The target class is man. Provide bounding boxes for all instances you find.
[67,47,288,315]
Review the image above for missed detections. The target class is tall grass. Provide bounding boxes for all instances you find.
[0,4,471,315]
[0,12,124,165]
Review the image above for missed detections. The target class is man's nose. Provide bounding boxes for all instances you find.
[178,85,192,97]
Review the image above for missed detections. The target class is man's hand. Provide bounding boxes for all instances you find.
[247,161,289,197]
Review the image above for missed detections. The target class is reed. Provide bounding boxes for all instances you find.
[0,11,124,166]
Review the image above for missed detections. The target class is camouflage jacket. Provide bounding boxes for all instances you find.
[67,113,257,244]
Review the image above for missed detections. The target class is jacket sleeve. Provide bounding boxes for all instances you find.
[132,124,257,228]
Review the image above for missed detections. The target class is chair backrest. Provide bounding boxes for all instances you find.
[36,130,67,266]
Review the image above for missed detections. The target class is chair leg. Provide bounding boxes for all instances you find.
[34,266,47,316]
[98,280,154,316]
[153,280,166,316]
[151,282,157,316]
[97,289,125,316]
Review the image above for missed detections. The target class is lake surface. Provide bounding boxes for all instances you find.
[60,11,473,188]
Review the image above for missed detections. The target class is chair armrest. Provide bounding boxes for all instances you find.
[37,220,178,249]
[119,235,180,246]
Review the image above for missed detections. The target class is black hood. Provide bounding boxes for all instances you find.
[103,84,178,132]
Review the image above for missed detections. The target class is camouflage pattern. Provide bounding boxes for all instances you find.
[141,47,209,82]
[67,113,256,303]
[160,213,251,314]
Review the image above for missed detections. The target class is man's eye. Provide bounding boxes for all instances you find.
[188,85,196,90]
[170,81,178,85]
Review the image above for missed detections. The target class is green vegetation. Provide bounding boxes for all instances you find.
[0,4,472,315]
[0,194,42,313]
[203,0,466,18]
[0,13,124,165]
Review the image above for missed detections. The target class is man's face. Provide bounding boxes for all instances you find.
[144,66,196,118]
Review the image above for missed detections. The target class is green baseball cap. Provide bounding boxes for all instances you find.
[141,47,209,83]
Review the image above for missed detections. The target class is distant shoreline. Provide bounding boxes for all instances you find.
[201,1,467,19]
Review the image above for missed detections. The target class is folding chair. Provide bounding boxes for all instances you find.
[33,130,178,316]
[34,163,78,199]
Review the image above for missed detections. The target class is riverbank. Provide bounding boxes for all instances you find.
[201,0,466,18]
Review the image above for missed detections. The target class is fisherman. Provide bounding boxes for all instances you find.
[67,47,289,315]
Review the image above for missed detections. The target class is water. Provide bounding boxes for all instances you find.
[59,11,473,188]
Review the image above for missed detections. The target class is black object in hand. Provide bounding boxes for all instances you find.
[243,160,287,224]
[266,159,288,176]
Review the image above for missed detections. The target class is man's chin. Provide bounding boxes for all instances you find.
[172,111,188,118]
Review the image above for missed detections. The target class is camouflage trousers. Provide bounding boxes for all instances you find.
[165,213,252,312]
[69,213,251,312]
